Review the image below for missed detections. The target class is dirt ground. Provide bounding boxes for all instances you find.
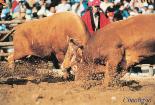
[0,62,155,105]
[0,78,155,105]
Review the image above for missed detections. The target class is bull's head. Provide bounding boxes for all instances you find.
[61,37,84,80]
[61,38,83,70]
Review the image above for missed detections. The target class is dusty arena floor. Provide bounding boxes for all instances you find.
[0,62,155,105]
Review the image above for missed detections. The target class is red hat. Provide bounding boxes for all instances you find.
[88,0,101,7]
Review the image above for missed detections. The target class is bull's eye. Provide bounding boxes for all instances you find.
[79,45,84,49]
[70,38,74,43]
[94,58,106,66]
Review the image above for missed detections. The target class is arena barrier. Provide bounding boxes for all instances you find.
[0,20,24,59]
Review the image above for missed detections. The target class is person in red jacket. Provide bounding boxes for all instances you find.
[81,0,110,35]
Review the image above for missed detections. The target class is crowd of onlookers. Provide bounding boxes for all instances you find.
[0,0,155,31]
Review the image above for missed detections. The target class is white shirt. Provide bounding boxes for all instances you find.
[100,1,111,12]
[93,13,99,31]
[55,3,71,13]
[71,3,85,16]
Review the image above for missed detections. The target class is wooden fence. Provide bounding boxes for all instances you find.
[0,20,24,59]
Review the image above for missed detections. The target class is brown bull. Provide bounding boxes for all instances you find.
[103,14,155,68]
[62,14,155,86]
[8,12,90,69]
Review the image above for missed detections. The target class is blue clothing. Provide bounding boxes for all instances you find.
[70,0,80,4]
[0,24,7,31]
[82,0,88,10]
[70,0,88,10]
[1,7,10,18]
[122,10,130,18]
[26,9,32,15]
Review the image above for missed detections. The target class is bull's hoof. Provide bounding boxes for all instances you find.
[62,68,75,81]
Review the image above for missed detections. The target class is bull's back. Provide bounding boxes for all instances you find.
[13,12,89,57]
[102,14,155,48]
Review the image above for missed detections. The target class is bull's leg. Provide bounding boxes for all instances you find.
[7,53,15,69]
[7,51,29,70]
[103,62,118,87]
[51,52,61,69]
[56,52,65,64]
[61,40,78,69]
[61,40,81,79]
[125,49,147,68]
[104,60,128,87]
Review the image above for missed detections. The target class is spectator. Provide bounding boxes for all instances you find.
[119,4,130,19]
[37,1,54,18]
[82,0,89,10]
[49,6,56,14]
[129,7,140,16]
[71,0,85,16]
[24,1,33,20]
[105,2,115,22]
[130,0,143,10]
[0,0,154,22]
[11,0,21,19]
[0,24,7,31]
[113,4,130,21]
[123,0,130,9]
[5,0,12,9]
[147,5,154,14]
[114,0,121,5]
[18,1,26,19]
[71,0,89,10]
[51,0,61,7]
[32,5,38,18]
[100,0,111,12]
[45,0,52,10]
[45,7,55,16]
[1,3,12,20]
[37,1,47,18]
[70,0,81,5]
[55,0,71,12]
[82,0,110,34]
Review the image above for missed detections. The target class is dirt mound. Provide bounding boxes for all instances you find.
[72,62,105,81]
[0,60,66,85]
